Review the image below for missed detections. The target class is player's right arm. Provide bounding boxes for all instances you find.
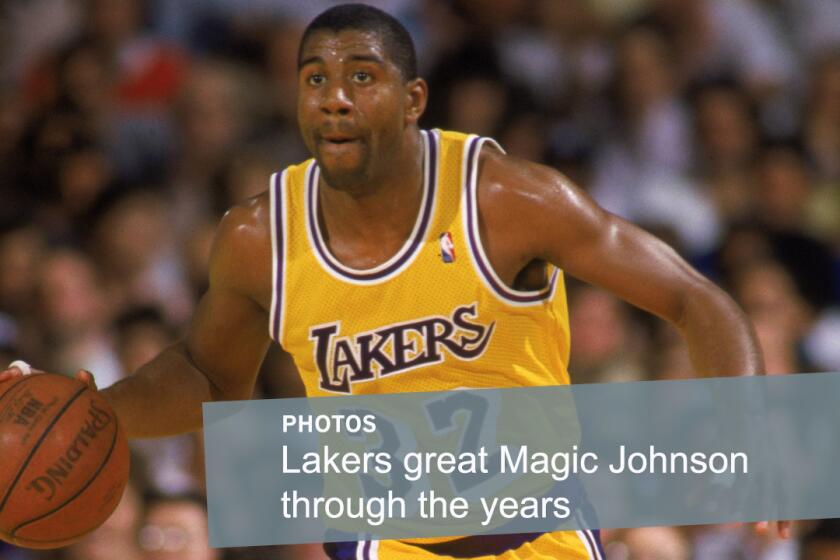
[103,197,274,438]
[0,196,275,439]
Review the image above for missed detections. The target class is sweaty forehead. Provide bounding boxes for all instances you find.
[299,29,388,65]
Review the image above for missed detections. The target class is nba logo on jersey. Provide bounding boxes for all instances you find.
[440,232,455,263]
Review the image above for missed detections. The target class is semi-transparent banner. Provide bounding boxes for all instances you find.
[203,373,840,547]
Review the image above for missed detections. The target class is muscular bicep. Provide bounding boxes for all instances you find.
[479,153,709,325]
[539,178,708,324]
[183,198,274,400]
[185,284,271,401]
[549,199,707,323]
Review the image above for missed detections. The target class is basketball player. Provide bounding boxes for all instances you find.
[2,4,790,558]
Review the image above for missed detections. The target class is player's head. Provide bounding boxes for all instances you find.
[297,4,427,190]
[299,4,417,82]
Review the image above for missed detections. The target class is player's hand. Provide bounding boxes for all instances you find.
[754,520,792,539]
[0,363,98,392]
[74,369,98,391]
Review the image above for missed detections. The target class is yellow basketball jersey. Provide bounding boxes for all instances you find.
[269,129,571,396]
[268,129,600,559]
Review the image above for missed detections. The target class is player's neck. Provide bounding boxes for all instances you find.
[317,129,425,244]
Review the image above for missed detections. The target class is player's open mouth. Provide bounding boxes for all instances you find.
[321,136,358,144]
[319,135,362,155]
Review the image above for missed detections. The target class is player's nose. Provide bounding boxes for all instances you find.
[320,82,353,116]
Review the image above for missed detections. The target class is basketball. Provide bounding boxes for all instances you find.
[0,373,130,549]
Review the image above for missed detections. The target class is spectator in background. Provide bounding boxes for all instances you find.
[23,0,187,112]
[751,143,836,311]
[607,526,690,560]
[167,60,261,239]
[16,108,106,242]
[803,303,840,375]
[639,0,802,135]
[591,24,720,257]
[692,524,797,560]
[804,50,840,184]
[731,258,813,374]
[599,24,691,181]
[0,222,45,319]
[755,142,814,234]
[138,494,219,560]
[691,80,760,224]
[50,39,115,134]
[15,0,188,185]
[84,0,186,110]
[47,139,115,244]
[446,75,513,138]
[0,222,45,365]
[62,479,145,560]
[693,81,759,174]
[639,0,795,101]
[88,188,193,326]
[36,248,122,387]
[0,91,30,216]
[0,0,81,88]
[803,50,840,244]
[765,0,840,64]
[211,151,277,216]
[495,0,611,115]
[568,284,644,384]
[497,109,550,163]
[115,306,176,375]
[257,20,310,169]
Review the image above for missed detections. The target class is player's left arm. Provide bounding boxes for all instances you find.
[481,151,791,538]
[479,151,762,378]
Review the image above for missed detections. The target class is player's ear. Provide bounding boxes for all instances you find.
[404,77,428,125]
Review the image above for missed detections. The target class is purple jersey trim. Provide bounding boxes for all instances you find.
[307,130,438,283]
[270,171,285,343]
[463,136,558,304]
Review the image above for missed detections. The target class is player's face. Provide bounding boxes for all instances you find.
[297,30,420,190]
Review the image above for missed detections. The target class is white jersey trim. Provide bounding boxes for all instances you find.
[269,169,289,344]
[461,135,560,307]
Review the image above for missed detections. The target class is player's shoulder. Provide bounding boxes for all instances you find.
[472,146,604,261]
[210,192,273,297]
[475,147,580,220]
[216,192,272,252]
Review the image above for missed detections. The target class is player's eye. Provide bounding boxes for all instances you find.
[352,71,371,84]
[307,74,325,86]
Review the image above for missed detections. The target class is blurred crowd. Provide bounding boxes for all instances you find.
[1,0,839,558]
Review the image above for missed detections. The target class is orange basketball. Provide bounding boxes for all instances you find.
[0,373,129,549]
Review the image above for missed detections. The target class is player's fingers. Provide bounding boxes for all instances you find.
[1,360,38,383]
[778,521,792,539]
[753,521,792,539]
[0,368,22,383]
[74,369,98,391]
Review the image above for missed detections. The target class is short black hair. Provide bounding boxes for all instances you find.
[299,3,417,81]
